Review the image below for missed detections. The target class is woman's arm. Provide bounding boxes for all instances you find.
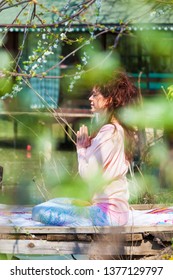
[76,124,97,179]
[76,124,120,180]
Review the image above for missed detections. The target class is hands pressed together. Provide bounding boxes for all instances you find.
[76,124,91,149]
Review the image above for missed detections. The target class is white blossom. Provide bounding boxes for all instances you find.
[32,64,38,70]
[44,50,53,56]
[60,33,67,40]
[150,11,156,17]
[42,34,46,40]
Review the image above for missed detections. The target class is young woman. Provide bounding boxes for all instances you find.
[32,70,139,226]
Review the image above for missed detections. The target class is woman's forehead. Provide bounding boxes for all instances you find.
[92,85,100,92]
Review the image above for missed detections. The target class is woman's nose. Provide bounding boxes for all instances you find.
[89,95,93,101]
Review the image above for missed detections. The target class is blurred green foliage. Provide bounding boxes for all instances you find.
[0,49,13,97]
[121,96,173,129]
[166,85,173,101]
[79,44,120,88]
[137,29,172,57]
[1,1,173,207]
[120,92,173,204]
[62,40,120,98]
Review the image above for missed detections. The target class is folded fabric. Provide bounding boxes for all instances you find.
[147,207,173,214]
[127,207,173,226]
[1,204,173,227]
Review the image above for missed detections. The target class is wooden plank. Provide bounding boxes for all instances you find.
[125,233,143,242]
[0,234,47,240]
[124,240,165,256]
[130,204,168,210]
[123,225,173,234]
[0,232,168,243]
[0,239,123,256]
[0,239,166,256]
[0,232,141,242]
[0,225,123,234]
[1,224,173,234]
[47,234,92,242]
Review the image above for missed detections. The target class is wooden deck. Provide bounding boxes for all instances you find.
[0,226,173,255]
[0,224,173,257]
[0,205,173,258]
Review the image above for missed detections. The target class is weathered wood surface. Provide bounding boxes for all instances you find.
[0,239,124,256]
[0,204,173,257]
[0,225,173,256]
[0,238,167,256]
[1,224,173,234]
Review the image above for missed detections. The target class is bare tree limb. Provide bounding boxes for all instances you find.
[0,0,30,12]
[0,0,96,28]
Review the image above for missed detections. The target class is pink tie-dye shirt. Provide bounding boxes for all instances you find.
[77,122,130,225]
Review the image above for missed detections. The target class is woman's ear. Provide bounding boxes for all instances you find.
[106,96,113,107]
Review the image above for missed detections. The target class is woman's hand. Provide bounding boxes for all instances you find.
[77,124,91,149]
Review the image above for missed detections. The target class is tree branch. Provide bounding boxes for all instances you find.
[0,0,96,28]
[0,0,30,12]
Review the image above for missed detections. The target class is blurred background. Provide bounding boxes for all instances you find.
[1,0,173,206]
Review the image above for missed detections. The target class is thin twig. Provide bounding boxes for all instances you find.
[0,0,30,11]
[22,77,77,145]
[45,91,77,136]
[0,0,96,28]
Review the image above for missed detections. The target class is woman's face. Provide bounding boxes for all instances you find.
[89,87,109,113]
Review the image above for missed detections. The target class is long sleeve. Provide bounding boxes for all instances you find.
[77,123,128,181]
[76,123,130,213]
[77,146,102,180]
